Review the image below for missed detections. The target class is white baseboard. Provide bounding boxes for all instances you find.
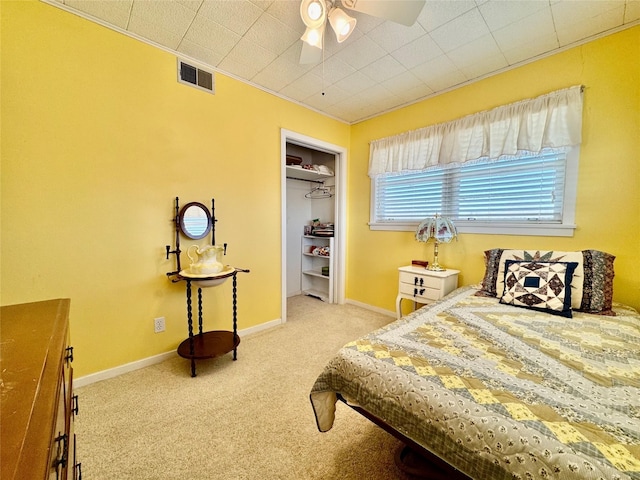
[345,298,396,318]
[75,317,284,388]
[74,350,177,388]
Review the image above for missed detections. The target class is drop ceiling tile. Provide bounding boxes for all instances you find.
[252,67,293,92]
[321,103,355,121]
[360,55,405,83]
[309,56,357,85]
[175,0,203,12]
[285,70,325,98]
[197,0,263,36]
[249,0,276,10]
[625,0,640,22]
[65,0,133,29]
[393,82,435,105]
[366,19,426,53]
[446,34,503,69]
[244,13,300,56]
[266,0,305,30]
[411,55,467,91]
[478,0,549,31]
[492,7,556,51]
[218,56,262,80]
[225,37,277,75]
[381,70,425,95]
[553,2,626,45]
[552,0,624,26]
[417,0,477,32]
[184,14,240,57]
[457,51,508,79]
[255,52,313,91]
[430,7,491,53]
[128,15,183,49]
[177,38,224,66]
[350,13,385,34]
[332,35,387,70]
[501,34,559,64]
[391,33,443,69]
[334,70,377,95]
[305,85,350,110]
[280,73,322,102]
[129,0,196,37]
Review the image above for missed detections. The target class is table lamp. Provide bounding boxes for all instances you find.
[415,214,458,271]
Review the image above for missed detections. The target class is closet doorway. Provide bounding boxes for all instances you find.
[280,129,346,322]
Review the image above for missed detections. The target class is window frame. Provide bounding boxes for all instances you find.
[369,147,579,237]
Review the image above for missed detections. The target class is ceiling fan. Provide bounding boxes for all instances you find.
[299,0,426,64]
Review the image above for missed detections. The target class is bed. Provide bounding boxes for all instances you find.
[310,249,640,480]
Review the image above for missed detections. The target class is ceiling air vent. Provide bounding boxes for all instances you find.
[177,59,215,94]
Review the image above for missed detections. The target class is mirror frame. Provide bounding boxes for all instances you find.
[178,201,212,240]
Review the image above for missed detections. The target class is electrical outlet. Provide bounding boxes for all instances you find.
[154,317,165,333]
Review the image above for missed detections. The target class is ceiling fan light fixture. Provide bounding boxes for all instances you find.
[301,23,325,48]
[328,7,356,43]
[300,0,327,28]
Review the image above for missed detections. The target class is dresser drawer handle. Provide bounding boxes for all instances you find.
[72,394,79,416]
[65,346,74,363]
[54,433,68,469]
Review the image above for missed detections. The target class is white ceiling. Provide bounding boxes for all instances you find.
[47,0,639,124]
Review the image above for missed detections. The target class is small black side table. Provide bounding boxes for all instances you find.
[176,268,249,377]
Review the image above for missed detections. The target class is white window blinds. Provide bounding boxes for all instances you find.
[368,86,583,177]
[373,150,567,224]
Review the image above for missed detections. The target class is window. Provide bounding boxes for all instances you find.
[370,147,578,236]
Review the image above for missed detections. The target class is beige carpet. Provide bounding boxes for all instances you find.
[75,295,416,480]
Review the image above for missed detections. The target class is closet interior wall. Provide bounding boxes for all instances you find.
[285,143,336,298]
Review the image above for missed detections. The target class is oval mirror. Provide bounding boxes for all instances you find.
[178,202,212,240]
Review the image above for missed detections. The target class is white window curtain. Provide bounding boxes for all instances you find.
[368,85,584,177]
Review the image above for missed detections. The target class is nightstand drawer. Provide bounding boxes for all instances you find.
[398,283,440,302]
[399,271,442,289]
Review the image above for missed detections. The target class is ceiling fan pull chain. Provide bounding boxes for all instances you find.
[321,29,326,96]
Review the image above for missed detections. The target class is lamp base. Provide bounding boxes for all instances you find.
[426,263,446,271]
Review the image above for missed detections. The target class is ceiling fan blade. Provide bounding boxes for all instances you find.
[299,41,322,64]
[341,0,425,26]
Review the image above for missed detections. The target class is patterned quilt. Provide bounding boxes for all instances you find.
[310,287,640,480]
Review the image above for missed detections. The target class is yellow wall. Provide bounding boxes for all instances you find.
[2,2,639,378]
[1,1,349,376]
[348,26,640,312]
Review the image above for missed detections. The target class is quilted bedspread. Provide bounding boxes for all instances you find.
[310,287,640,480]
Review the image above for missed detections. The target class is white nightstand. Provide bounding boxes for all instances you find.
[396,266,460,319]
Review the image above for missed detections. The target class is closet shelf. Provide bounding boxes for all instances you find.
[286,165,333,182]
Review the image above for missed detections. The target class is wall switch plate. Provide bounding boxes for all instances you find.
[154,317,165,333]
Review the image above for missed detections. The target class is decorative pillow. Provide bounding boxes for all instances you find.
[580,250,615,315]
[500,260,579,317]
[495,251,584,309]
[475,248,616,316]
[475,248,504,297]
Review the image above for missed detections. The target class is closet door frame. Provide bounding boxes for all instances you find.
[280,129,346,322]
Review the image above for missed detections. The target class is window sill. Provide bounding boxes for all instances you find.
[368,222,576,237]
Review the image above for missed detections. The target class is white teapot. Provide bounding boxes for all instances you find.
[187,245,224,275]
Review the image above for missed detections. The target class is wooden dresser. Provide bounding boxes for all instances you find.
[1,299,80,480]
